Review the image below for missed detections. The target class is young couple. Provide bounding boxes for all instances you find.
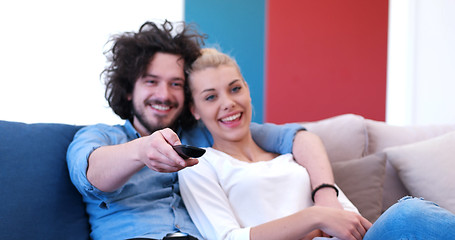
[67,20,455,240]
[67,20,340,240]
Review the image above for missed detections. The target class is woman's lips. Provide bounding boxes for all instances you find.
[219,112,242,124]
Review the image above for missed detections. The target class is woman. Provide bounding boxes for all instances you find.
[179,48,369,240]
[179,48,455,240]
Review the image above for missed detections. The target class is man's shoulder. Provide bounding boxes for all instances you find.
[80,123,123,132]
[73,122,131,143]
[67,122,131,159]
[77,123,125,135]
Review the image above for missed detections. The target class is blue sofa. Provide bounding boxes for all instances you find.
[0,120,90,240]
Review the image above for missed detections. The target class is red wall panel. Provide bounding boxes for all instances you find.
[265,0,388,123]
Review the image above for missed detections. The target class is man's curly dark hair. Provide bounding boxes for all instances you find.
[102,20,205,130]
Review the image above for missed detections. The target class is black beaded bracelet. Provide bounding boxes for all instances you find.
[311,183,339,202]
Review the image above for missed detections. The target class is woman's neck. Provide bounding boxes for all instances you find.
[212,132,278,162]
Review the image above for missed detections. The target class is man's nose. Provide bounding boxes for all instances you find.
[155,83,171,99]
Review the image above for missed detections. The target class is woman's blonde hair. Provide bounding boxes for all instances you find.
[188,48,241,76]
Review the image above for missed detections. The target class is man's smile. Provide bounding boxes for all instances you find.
[151,104,171,111]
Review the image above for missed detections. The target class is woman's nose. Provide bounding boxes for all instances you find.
[221,95,236,110]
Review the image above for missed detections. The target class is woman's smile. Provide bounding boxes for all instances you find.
[219,112,243,127]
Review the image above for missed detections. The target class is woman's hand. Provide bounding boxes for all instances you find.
[313,206,372,240]
[301,229,323,240]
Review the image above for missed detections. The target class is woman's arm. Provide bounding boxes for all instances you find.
[250,206,371,240]
[292,130,343,209]
[250,123,342,209]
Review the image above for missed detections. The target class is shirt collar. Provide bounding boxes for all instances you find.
[123,119,184,140]
[124,120,141,139]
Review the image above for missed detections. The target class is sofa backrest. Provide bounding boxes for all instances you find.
[301,114,368,163]
[0,120,90,240]
[365,119,455,155]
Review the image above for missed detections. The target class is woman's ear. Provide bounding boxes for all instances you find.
[190,103,201,120]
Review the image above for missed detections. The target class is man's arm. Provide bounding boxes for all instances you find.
[292,130,343,209]
[250,122,303,154]
[86,128,198,192]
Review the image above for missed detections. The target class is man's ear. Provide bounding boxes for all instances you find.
[190,103,201,120]
[127,93,132,101]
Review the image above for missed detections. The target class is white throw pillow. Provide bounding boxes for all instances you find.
[385,131,455,214]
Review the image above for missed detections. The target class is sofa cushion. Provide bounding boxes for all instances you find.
[0,121,89,240]
[331,153,387,223]
[385,131,455,214]
[365,119,455,211]
[365,119,455,154]
[301,114,368,163]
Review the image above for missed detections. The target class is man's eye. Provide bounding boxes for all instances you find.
[171,82,183,88]
[145,80,157,85]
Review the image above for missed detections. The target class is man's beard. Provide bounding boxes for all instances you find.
[132,99,181,135]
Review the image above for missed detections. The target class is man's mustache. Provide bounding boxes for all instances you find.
[145,99,179,108]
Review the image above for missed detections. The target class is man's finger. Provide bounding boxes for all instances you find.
[147,161,183,173]
[184,158,199,167]
[158,128,181,145]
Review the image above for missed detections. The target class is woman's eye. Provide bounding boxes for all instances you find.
[232,86,241,93]
[205,95,216,101]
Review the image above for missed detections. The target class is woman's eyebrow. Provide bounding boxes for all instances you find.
[200,79,241,94]
[229,79,240,86]
[201,88,215,94]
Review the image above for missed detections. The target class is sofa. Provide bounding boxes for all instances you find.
[300,114,455,222]
[1,114,454,239]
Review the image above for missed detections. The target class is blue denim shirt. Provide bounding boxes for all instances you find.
[67,120,303,240]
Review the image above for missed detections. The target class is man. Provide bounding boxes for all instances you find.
[67,20,340,240]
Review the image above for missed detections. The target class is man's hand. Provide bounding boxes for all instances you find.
[138,128,199,172]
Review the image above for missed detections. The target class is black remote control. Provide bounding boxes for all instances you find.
[162,232,198,240]
[172,145,206,159]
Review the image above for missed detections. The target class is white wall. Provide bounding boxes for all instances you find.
[0,0,183,125]
[387,0,455,126]
[2,1,454,126]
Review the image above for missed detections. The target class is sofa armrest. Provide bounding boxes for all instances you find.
[0,121,90,240]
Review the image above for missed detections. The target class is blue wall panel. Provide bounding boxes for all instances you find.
[185,0,266,123]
